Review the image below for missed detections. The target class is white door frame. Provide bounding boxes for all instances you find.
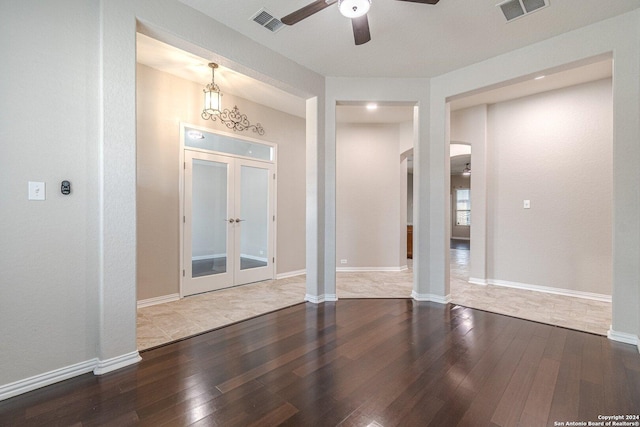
[179,122,278,298]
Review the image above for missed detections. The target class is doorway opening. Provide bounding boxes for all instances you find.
[445,59,613,335]
[449,143,472,284]
[334,102,415,298]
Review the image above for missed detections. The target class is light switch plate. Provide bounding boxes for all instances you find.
[28,181,46,201]
[523,199,530,209]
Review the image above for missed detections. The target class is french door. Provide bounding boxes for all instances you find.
[183,149,275,296]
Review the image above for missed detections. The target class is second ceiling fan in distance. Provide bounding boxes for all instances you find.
[281,0,441,46]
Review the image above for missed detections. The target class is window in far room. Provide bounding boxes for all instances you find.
[456,188,470,226]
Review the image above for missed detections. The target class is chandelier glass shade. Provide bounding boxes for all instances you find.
[202,63,222,118]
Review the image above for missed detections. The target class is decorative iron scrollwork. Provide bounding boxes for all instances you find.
[202,105,265,136]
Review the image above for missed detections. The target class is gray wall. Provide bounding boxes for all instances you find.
[451,79,613,295]
[336,123,404,269]
[136,64,306,301]
[0,0,100,387]
[1,0,639,400]
[486,78,613,294]
[0,0,324,396]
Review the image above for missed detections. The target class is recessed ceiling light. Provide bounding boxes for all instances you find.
[534,75,545,80]
[366,103,378,110]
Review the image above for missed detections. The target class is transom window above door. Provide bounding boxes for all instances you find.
[184,126,273,161]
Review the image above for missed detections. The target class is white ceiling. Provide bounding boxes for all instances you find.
[137,1,626,120]
[451,154,471,175]
[449,57,612,111]
[177,0,638,78]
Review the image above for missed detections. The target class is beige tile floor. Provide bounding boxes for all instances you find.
[137,249,611,350]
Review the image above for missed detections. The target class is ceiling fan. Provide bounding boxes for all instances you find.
[281,0,440,46]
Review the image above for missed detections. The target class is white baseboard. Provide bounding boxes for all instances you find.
[336,266,408,272]
[240,254,268,263]
[411,291,452,305]
[137,293,180,309]
[304,293,338,304]
[191,253,225,261]
[451,237,470,240]
[468,277,487,285]
[0,358,97,401]
[0,350,141,401]
[608,328,640,353]
[94,351,141,375]
[487,278,611,303]
[276,269,306,279]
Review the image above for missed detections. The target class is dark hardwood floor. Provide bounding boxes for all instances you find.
[1,300,639,426]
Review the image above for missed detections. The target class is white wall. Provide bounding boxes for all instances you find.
[137,64,307,300]
[336,123,403,269]
[486,79,612,295]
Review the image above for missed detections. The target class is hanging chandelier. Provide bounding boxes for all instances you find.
[201,63,265,135]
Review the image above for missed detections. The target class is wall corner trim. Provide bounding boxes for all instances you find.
[468,278,488,286]
[607,328,640,353]
[94,351,141,376]
[137,293,180,309]
[411,291,452,305]
[304,294,338,304]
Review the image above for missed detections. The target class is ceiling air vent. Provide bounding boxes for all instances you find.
[497,0,549,22]
[251,8,284,33]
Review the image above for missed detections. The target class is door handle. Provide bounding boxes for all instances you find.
[226,218,235,223]
[235,218,245,223]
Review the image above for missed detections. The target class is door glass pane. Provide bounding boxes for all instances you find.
[192,159,228,278]
[239,166,269,270]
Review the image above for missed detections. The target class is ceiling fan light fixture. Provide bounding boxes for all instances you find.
[338,0,371,18]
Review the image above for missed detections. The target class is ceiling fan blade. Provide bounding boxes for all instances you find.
[281,0,337,25]
[352,15,371,45]
[396,0,440,4]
